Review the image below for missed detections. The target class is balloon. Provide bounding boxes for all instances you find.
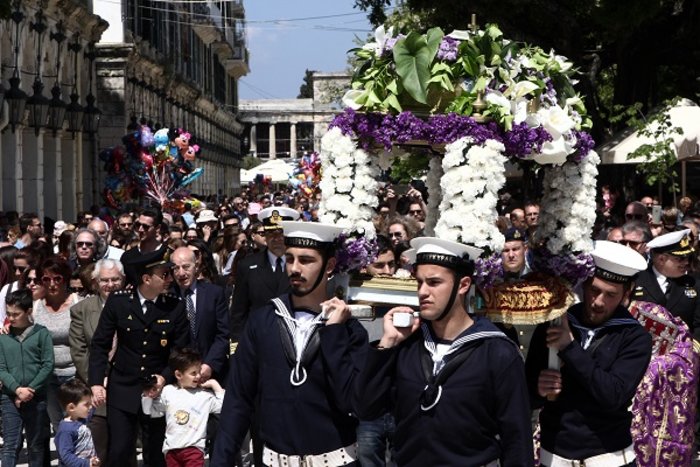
[140,125,155,147]
[181,168,203,186]
[154,128,170,152]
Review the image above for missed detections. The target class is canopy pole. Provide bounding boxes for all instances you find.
[682,160,687,198]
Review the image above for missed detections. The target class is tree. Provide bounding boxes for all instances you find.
[297,69,316,98]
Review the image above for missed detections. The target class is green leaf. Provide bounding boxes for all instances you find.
[386,79,398,95]
[425,27,444,59]
[474,76,488,92]
[384,94,403,113]
[393,32,434,104]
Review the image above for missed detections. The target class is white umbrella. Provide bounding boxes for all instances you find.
[598,99,700,165]
[240,159,294,184]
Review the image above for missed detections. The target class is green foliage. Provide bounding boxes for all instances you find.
[392,28,443,104]
[241,155,263,170]
[297,69,315,99]
[389,152,431,183]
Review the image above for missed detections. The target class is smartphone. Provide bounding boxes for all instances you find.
[651,205,662,224]
[393,185,409,196]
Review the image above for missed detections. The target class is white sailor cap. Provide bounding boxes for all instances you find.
[591,240,648,283]
[280,221,344,249]
[259,207,300,230]
[401,248,416,265]
[410,237,483,274]
[647,229,694,256]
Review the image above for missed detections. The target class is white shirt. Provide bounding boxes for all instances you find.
[150,385,225,453]
[652,266,668,293]
[267,250,285,272]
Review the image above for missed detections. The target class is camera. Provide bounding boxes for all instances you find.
[393,312,416,328]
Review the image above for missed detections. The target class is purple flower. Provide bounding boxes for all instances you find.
[502,122,552,159]
[475,254,504,290]
[531,248,595,287]
[437,36,459,62]
[568,130,595,163]
[334,233,379,273]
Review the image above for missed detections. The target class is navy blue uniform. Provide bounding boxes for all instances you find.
[525,303,652,460]
[355,317,533,467]
[211,294,368,465]
[88,289,189,467]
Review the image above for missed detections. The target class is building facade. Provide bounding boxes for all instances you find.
[238,72,350,160]
[0,0,107,222]
[96,0,249,201]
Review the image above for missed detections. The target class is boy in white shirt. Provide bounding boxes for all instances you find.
[145,348,224,467]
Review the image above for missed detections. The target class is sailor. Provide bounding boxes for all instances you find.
[629,228,700,339]
[355,237,533,466]
[88,246,190,467]
[211,222,368,467]
[525,240,652,467]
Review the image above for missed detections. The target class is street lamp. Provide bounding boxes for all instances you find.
[66,38,83,135]
[26,10,49,135]
[47,22,67,135]
[6,2,26,132]
[83,44,100,135]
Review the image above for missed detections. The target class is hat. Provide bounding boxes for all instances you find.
[280,221,344,249]
[591,240,648,283]
[195,209,218,224]
[503,227,526,243]
[401,248,416,265]
[260,207,299,231]
[410,237,483,274]
[53,221,68,237]
[647,229,694,256]
[247,202,262,216]
[122,246,173,279]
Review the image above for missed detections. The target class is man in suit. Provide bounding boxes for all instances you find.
[229,206,300,350]
[631,228,700,340]
[88,247,189,467]
[69,258,126,462]
[170,246,230,382]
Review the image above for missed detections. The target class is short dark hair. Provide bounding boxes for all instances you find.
[19,213,39,234]
[140,208,163,226]
[376,235,393,255]
[5,288,32,311]
[58,379,91,409]
[169,348,202,373]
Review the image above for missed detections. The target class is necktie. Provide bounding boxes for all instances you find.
[185,289,196,338]
[144,299,155,315]
[275,257,285,280]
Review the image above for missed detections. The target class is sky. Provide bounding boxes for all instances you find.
[239,1,375,100]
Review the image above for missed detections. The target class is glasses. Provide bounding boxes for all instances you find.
[186,235,199,241]
[388,232,404,238]
[254,230,265,235]
[408,210,422,215]
[76,241,94,248]
[151,270,171,280]
[13,265,27,273]
[69,286,85,294]
[134,221,154,231]
[119,222,133,228]
[26,277,39,285]
[625,213,646,220]
[620,239,642,247]
[41,275,64,285]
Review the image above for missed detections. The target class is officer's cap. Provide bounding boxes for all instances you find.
[647,229,694,256]
[123,246,173,278]
[591,240,647,283]
[503,227,526,243]
[260,207,299,231]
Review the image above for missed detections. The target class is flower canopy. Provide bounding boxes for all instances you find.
[320,23,600,289]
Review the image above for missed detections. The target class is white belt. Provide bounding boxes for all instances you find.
[263,443,358,467]
[540,445,635,467]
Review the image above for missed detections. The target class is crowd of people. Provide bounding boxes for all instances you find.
[0,180,697,467]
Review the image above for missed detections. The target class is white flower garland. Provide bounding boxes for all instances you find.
[536,150,600,254]
[424,155,443,236]
[434,137,507,251]
[319,127,379,238]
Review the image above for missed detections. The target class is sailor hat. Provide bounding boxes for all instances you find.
[401,248,416,265]
[647,228,694,256]
[280,221,344,250]
[260,207,300,231]
[591,240,648,283]
[410,237,483,274]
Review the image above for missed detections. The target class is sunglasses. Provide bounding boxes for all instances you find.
[119,222,133,228]
[26,277,39,285]
[152,269,171,280]
[69,286,85,294]
[77,241,94,248]
[620,239,642,247]
[42,276,64,284]
[408,210,422,215]
[625,213,646,220]
[388,232,404,238]
[134,221,154,230]
[254,230,265,235]
[13,265,27,273]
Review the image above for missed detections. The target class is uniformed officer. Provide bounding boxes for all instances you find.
[502,227,530,279]
[212,222,369,467]
[88,247,189,467]
[355,237,533,466]
[526,241,652,466]
[630,228,700,339]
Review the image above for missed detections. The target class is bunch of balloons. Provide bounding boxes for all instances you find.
[101,122,204,211]
[288,152,321,198]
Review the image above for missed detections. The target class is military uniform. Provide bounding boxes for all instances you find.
[88,289,189,467]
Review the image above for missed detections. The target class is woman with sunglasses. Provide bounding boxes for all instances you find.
[0,248,39,324]
[31,257,81,432]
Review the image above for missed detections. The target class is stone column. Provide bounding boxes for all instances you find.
[290,121,297,158]
[1,130,23,212]
[269,121,276,159]
[43,133,59,219]
[61,135,76,221]
[249,122,257,156]
[22,128,45,219]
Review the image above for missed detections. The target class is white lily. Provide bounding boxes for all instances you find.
[537,104,575,138]
[549,51,573,72]
[361,25,394,57]
[341,89,364,110]
[485,90,511,114]
[508,80,539,99]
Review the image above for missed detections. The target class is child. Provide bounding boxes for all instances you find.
[54,379,100,467]
[145,348,225,467]
[0,288,54,467]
